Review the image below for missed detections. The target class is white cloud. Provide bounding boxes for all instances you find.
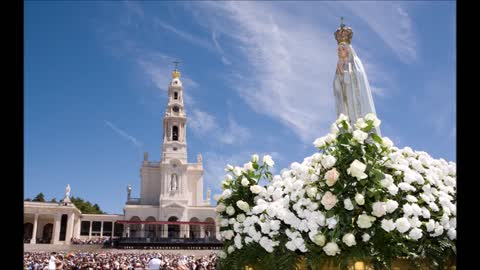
[212,30,232,65]
[341,2,417,63]
[154,19,215,52]
[189,109,250,145]
[105,120,143,149]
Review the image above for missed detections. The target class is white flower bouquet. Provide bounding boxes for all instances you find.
[215,114,456,270]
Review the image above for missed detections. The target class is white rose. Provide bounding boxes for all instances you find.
[325,134,336,144]
[243,162,254,172]
[355,194,365,206]
[426,220,435,232]
[251,154,259,163]
[216,203,226,213]
[336,113,349,123]
[222,230,234,240]
[226,206,235,216]
[365,113,381,127]
[225,164,234,171]
[382,137,394,148]
[241,178,250,187]
[386,200,399,213]
[409,228,423,241]
[380,174,394,187]
[324,168,340,187]
[313,137,327,148]
[327,217,338,229]
[321,155,337,169]
[447,228,456,240]
[355,118,368,130]
[218,251,227,259]
[214,194,221,201]
[227,245,235,254]
[222,189,232,199]
[330,123,340,135]
[312,233,326,246]
[372,202,387,217]
[361,233,370,242]
[233,166,243,176]
[387,184,399,196]
[306,186,318,198]
[236,214,246,223]
[381,219,396,232]
[236,200,250,212]
[348,160,368,180]
[342,233,356,247]
[263,155,275,167]
[323,242,341,256]
[220,219,229,227]
[250,185,263,194]
[321,191,338,210]
[344,198,354,211]
[353,130,368,144]
[395,217,411,233]
[357,214,375,229]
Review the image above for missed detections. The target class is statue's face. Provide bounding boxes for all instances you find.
[337,44,348,59]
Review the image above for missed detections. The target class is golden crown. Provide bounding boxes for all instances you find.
[334,18,353,45]
[172,69,181,79]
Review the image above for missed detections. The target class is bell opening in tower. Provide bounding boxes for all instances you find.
[174,92,178,99]
[172,126,179,141]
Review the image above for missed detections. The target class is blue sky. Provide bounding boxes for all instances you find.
[24,1,456,214]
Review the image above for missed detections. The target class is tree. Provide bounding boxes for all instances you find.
[70,196,105,214]
[24,198,31,201]
[50,198,57,203]
[32,193,45,202]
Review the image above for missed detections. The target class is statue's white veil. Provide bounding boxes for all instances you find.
[345,44,381,135]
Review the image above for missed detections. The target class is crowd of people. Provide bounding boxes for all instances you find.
[71,237,110,245]
[23,251,218,270]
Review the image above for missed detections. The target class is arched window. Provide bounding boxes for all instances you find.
[168,216,180,238]
[172,126,178,141]
[205,217,216,239]
[174,92,178,99]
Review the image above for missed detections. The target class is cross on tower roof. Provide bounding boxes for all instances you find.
[340,16,345,27]
[173,60,180,70]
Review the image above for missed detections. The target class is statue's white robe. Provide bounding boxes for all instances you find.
[333,44,381,135]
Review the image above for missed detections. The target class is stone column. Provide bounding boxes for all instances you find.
[74,218,81,238]
[100,221,104,237]
[112,222,115,238]
[140,224,145,238]
[163,225,168,238]
[88,221,92,238]
[215,224,220,240]
[31,214,39,244]
[200,225,205,238]
[52,214,61,244]
[66,212,75,244]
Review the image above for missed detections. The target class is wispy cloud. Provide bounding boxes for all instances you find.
[185,1,409,143]
[341,2,417,63]
[212,30,231,65]
[105,120,143,149]
[154,19,215,52]
[189,109,250,145]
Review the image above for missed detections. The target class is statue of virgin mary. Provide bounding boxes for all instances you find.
[333,19,381,135]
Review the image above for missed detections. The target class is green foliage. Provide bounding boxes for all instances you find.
[70,196,105,214]
[32,192,45,202]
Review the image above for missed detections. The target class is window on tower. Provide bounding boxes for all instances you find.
[174,92,178,99]
[172,126,179,141]
[173,106,179,113]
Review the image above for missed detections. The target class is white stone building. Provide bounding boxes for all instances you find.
[24,69,218,245]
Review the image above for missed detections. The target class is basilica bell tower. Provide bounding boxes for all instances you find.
[161,67,187,163]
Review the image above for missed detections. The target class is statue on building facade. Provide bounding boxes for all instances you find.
[197,154,203,163]
[127,184,132,200]
[63,184,71,204]
[171,174,178,191]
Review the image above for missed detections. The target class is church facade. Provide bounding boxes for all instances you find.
[24,69,218,245]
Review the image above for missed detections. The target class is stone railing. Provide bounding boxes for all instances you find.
[126,198,141,205]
